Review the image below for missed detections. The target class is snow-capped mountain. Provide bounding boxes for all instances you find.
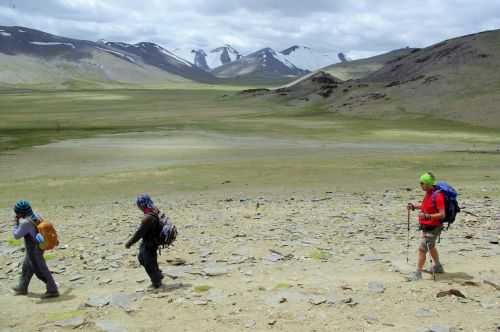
[212,47,309,80]
[172,45,242,71]
[280,45,340,71]
[0,26,216,83]
[207,45,242,69]
[171,48,210,71]
[104,41,214,82]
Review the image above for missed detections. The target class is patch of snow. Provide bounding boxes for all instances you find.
[268,48,297,70]
[95,46,136,63]
[1,32,12,37]
[207,45,241,69]
[18,29,26,32]
[29,41,75,48]
[159,48,193,67]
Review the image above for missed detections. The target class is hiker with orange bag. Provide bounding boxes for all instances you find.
[11,200,59,298]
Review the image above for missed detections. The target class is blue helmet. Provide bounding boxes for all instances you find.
[14,200,33,217]
[136,193,155,210]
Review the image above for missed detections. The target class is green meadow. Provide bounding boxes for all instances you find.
[1,87,499,207]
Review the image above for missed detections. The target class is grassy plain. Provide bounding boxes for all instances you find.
[0,87,499,208]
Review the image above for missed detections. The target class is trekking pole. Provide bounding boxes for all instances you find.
[406,209,410,264]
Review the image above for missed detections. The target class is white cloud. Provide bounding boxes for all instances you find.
[1,0,499,59]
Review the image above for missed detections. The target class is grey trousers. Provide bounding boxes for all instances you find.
[18,246,58,293]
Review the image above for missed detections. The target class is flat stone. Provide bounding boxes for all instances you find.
[308,296,327,305]
[416,308,433,318]
[480,272,500,290]
[363,255,384,262]
[110,293,141,311]
[95,320,127,332]
[245,320,257,329]
[54,316,85,328]
[85,296,110,307]
[203,265,229,276]
[363,314,378,324]
[430,325,450,332]
[163,266,193,279]
[480,298,498,309]
[368,281,385,293]
[69,275,84,282]
[206,289,225,303]
[262,254,282,264]
[193,299,208,305]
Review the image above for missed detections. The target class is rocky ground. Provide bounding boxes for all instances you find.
[0,189,499,332]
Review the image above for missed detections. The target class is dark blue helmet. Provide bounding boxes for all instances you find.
[14,200,33,217]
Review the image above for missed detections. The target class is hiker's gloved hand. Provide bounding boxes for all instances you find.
[407,203,416,211]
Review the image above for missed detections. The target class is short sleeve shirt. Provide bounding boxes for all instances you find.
[419,188,445,226]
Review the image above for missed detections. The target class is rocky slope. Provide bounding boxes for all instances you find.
[0,190,498,331]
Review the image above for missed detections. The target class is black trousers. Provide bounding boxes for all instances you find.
[138,242,162,286]
[18,246,58,293]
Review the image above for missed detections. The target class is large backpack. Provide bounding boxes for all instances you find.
[33,219,59,251]
[152,212,177,249]
[432,181,460,229]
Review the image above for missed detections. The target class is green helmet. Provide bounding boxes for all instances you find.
[420,172,436,186]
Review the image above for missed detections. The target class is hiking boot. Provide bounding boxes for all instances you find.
[431,264,445,273]
[41,291,59,299]
[148,282,163,290]
[406,271,422,281]
[11,286,27,296]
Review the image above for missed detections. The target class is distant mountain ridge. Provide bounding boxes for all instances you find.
[0,26,216,84]
[212,47,309,81]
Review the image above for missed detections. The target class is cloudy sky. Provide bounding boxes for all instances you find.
[1,0,499,58]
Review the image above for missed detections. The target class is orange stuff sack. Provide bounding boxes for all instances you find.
[37,220,59,250]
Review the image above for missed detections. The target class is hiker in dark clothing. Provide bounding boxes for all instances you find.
[125,194,163,288]
[11,200,59,298]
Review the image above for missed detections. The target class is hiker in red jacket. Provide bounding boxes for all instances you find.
[407,172,446,281]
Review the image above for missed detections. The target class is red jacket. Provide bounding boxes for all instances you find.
[419,188,445,226]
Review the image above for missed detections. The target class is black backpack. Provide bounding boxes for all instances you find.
[432,181,460,229]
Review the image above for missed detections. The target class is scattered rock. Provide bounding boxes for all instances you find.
[262,252,283,263]
[436,289,466,299]
[193,299,208,305]
[416,308,433,318]
[54,316,85,328]
[308,296,327,305]
[480,272,500,290]
[363,314,378,324]
[69,275,84,282]
[163,266,193,279]
[203,265,229,277]
[430,325,451,332]
[95,320,127,332]
[368,281,385,293]
[245,320,257,329]
[363,256,384,262]
[110,293,141,311]
[85,296,110,308]
[166,258,187,266]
